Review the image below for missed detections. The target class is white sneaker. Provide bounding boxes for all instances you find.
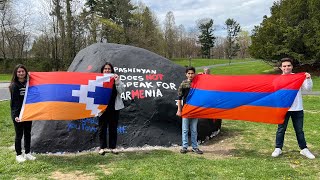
[99,149,105,155]
[16,155,26,163]
[271,148,282,157]
[24,153,36,160]
[300,148,315,159]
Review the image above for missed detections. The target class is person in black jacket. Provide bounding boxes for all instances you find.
[98,62,125,155]
[9,64,36,163]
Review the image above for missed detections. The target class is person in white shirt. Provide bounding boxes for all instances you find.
[271,58,315,159]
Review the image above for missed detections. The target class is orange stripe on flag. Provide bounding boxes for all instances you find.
[182,104,287,124]
[21,102,107,121]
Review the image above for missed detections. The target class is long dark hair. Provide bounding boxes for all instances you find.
[100,62,115,73]
[9,64,28,93]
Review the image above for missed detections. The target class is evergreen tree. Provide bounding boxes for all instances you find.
[250,0,320,66]
[197,18,215,58]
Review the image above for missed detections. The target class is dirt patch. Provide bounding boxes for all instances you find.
[98,165,125,176]
[50,171,96,180]
[166,133,236,159]
[40,131,237,160]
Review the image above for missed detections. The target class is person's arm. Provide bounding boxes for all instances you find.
[301,73,313,91]
[176,100,182,116]
[114,74,125,94]
[10,83,21,121]
[176,82,184,116]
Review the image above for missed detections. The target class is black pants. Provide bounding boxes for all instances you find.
[13,120,32,155]
[98,109,119,149]
[275,111,307,150]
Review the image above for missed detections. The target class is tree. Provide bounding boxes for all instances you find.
[127,4,164,55]
[225,18,241,62]
[250,0,320,66]
[91,0,135,44]
[65,0,74,65]
[51,0,64,70]
[211,36,226,59]
[164,11,177,58]
[238,30,251,58]
[197,18,215,58]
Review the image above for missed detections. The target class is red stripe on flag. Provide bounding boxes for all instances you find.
[192,73,306,92]
[29,72,114,88]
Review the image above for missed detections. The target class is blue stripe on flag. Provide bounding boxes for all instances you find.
[186,88,298,109]
[88,86,112,105]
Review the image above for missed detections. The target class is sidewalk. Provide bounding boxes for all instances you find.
[0,82,10,101]
[0,82,9,88]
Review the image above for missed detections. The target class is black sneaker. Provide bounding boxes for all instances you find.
[180,148,188,154]
[192,148,203,154]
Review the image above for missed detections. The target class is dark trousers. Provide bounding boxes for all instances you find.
[98,109,119,149]
[13,120,32,155]
[275,111,307,150]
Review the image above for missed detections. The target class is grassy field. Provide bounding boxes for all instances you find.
[1,60,319,179]
[172,58,254,67]
[0,74,11,82]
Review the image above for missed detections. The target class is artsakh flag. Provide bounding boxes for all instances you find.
[19,72,114,121]
[182,73,306,124]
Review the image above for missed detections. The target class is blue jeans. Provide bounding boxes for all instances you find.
[275,111,307,150]
[182,118,198,149]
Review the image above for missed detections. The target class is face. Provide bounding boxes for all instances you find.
[280,61,293,74]
[186,70,195,81]
[103,65,112,74]
[17,68,26,80]
[204,69,210,74]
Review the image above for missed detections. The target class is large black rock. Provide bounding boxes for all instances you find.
[31,43,220,153]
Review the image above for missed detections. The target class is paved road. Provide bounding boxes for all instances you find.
[0,82,10,101]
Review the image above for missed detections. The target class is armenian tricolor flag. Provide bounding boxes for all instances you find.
[19,72,114,121]
[182,73,306,124]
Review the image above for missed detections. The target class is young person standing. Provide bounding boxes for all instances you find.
[98,62,125,155]
[271,58,315,159]
[9,64,36,163]
[176,66,203,154]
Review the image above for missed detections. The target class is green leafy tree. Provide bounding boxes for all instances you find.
[250,0,320,66]
[88,0,135,43]
[197,18,215,58]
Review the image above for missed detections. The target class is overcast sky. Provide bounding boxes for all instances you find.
[16,0,276,37]
[139,0,275,36]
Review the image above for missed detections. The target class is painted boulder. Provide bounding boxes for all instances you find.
[30,43,220,153]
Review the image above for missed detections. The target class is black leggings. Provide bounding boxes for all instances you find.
[98,110,119,149]
[13,120,32,155]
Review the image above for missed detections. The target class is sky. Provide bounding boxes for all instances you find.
[14,0,276,37]
[138,0,276,36]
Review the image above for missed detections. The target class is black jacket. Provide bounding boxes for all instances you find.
[10,81,26,119]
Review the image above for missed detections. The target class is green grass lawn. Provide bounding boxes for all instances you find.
[171,58,254,67]
[1,59,320,179]
[172,59,320,91]
[311,76,320,91]
[0,74,11,82]
[1,98,319,179]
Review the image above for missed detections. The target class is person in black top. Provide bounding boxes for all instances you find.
[9,64,36,163]
[98,62,125,155]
